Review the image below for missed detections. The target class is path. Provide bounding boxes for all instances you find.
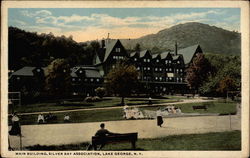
[9,114,240,150]
[16,98,214,116]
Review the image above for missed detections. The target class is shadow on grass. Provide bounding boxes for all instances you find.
[59,103,94,107]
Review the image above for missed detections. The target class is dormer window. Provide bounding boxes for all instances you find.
[166,68,168,71]
[116,48,121,52]
[165,60,168,64]
[156,59,159,63]
[177,61,180,64]
[147,59,150,62]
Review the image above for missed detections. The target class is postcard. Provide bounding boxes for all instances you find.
[1,1,249,158]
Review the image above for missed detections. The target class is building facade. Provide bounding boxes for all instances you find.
[94,39,203,94]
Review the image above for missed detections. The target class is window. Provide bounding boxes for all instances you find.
[169,60,172,63]
[166,68,168,71]
[159,77,162,81]
[177,61,180,64]
[147,59,150,62]
[143,59,146,62]
[112,65,115,69]
[90,78,94,82]
[78,78,81,81]
[147,67,150,70]
[144,76,147,80]
[72,78,75,81]
[155,68,158,71]
[134,58,137,61]
[79,70,82,73]
[17,77,20,80]
[143,67,146,70]
[180,69,182,72]
[137,67,140,70]
[159,68,162,71]
[37,69,40,72]
[84,78,88,82]
[155,77,158,80]
[116,48,121,52]
[180,78,183,82]
[176,69,179,72]
[96,79,100,82]
[156,59,159,63]
[137,76,141,80]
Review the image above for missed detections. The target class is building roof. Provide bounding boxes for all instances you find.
[129,52,137,57]
[152,54,159,59]
[71,66,102,78]
[11,67,45,77]
[172,54,181,60]
[177,44,200,64]
[103,40,119,62]
[139,50,149,58]
[160,52,169,59]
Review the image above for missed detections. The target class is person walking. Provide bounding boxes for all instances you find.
[9,112,21,136]
[156,108,163,127]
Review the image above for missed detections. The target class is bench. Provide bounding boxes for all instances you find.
[92,132,138,150]
[192,105,207,110]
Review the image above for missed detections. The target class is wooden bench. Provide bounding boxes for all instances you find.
[192,105,207,111]
[92,132,138,150]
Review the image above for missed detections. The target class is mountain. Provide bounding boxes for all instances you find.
[120,22,241,55]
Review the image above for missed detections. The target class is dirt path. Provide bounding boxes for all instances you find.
[16,98,213,116]
[8,114,240,150]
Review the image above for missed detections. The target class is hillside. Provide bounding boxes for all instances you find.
[121,22,241,55]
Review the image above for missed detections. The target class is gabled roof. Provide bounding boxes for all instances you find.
[103,40,120,62]
[95,55,102,65]
[139,50,149,58]
[160,52,169,59]
[11,67,45,77]
[172,54,181,60]
[129,52,137,57]
[152,54,159,59]
[71,66,102,78]
[177,44,200,64]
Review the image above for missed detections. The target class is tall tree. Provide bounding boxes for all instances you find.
[185,53,212,94]
[106,63,139,105]
[45,59,72,98]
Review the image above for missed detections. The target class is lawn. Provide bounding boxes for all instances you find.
[10,97,179,114]
[13,100,237,125]
[140,100,237,115]
[26,130,241,151]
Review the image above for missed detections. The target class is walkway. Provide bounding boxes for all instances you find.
[9,114,241,150]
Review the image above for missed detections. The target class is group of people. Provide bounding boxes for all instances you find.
[123,105,144,119]
[37,113,70,124]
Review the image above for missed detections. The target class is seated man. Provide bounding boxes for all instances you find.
[93,123,115,150]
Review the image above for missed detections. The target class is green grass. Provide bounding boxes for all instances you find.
[15,108,124,125]
[25,130,241,151]
[13,100,237,125]
[141,101,237,115]
[10,97,179,114]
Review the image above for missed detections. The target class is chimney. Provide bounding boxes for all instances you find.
[175,41,178,55]
[101,39,105,48]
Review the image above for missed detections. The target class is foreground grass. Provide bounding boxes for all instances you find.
[11,97,179,114]
[26,130,241,151]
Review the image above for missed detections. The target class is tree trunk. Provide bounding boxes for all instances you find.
[121,97,125,106]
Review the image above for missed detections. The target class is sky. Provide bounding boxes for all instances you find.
[8,8,240,42]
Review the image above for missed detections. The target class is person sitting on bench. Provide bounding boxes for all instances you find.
[94,123,115,150]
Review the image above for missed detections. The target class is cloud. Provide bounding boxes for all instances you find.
[21,10,52,17]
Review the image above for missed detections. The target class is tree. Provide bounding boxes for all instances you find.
[106,63,139,105]
[217,76,238,96]
[186,53,212,94]
[134,43,141,52]
[45,59,72,98]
